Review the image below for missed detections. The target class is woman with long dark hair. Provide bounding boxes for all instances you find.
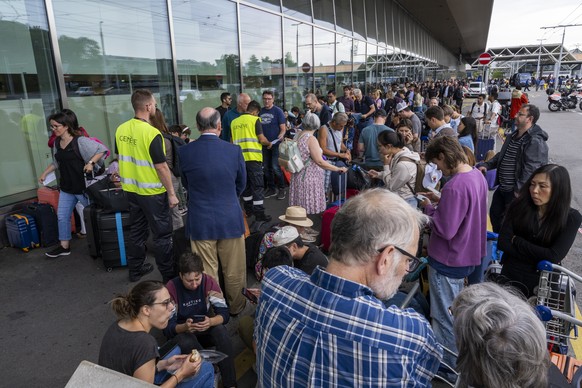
[39,110,108,258]
[457,116,477,153]
[498,164,582,298]
[98,280,214,387]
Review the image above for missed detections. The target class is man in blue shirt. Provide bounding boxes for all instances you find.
[260,90,287,200]
[358,109,393,170]
[255,189,443,387]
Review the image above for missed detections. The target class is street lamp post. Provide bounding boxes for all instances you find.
[535,38,545,79]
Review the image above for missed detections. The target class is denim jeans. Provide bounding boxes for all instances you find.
[57,191,89,241]
[428,265,464,369]
[154,345,215,387]
[263,146,285,189]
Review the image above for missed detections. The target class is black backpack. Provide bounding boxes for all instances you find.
[162,133,184,178]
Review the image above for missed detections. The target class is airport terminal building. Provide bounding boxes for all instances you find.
[0,0,490,207]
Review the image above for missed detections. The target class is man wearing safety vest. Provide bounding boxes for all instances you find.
[231,98,273,222]
[115,89,178,283]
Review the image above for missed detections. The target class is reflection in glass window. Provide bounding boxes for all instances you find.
[244,0,281,12]
[240,6,283,106]
[334,0,352,36]
[53,0,175,152]
[283,20,312,109]
[172,0,239,135]
[312,0,335,31]
[0,0,59,203]
[351,0,365,40]
[282,0,312,22]
[314,29,335,96]
[336,35,353,89]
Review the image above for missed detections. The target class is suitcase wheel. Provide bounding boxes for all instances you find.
[22,248,29,252]
[106,267,113,272]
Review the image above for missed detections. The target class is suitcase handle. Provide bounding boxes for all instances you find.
[12,214,30,225]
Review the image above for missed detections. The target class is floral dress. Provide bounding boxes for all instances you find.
[289,132,326,214]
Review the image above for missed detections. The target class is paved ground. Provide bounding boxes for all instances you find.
[1,90,581,387]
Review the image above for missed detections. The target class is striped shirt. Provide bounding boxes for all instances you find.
[497,133,526,192]
[255,266,443,387]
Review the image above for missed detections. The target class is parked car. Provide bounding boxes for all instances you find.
[179,89,202,102]
[465,82,486,98]
[74,86,94,96]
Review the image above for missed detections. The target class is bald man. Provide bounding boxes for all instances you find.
[221,93,251,142]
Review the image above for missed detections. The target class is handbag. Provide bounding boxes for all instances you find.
[85,174,129,213]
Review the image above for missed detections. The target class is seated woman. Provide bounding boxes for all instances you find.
[452,282,549,388]
[498,164,582,298]
[368,131,420,207]
[163,252,236,388]
[98,280,214,387]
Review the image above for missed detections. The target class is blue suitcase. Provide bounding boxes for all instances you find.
[6,213,40,252]
[476,137,495,162]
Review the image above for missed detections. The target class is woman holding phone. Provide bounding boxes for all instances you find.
[163,252,236,388]
[98,280,214,387]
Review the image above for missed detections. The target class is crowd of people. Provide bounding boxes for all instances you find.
[39,80,582,386]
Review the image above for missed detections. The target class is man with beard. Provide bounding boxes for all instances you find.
[255,189,442,387]
[115,89,177,283]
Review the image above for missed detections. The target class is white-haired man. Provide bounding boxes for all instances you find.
[255,189,443,387]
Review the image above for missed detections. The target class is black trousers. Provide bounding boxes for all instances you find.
[490,188,515,233]
[174,325,236,387]
[127,191,175,282]
[242,161,265,216]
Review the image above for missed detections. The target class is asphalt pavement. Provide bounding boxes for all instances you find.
[0,90,581,387]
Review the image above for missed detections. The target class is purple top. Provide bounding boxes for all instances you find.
[424,168,487,267]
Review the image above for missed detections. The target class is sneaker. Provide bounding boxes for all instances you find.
[76,232,87,239]
[45,245,71,258]
[276,188,286,200]
[128,263,154,282]
[264,188,278,198]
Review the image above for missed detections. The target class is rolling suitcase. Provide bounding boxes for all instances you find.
[83,205,100,258]
[37,187,77,233]
[97,210,131,271]
[6,214,40,252]
[321,173,346,253]
[24,202,58,247]
[476,126,495,162]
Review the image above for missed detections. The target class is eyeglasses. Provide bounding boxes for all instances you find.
[150,298,175,309]
[517,113,529,117]
[377,245,423,273]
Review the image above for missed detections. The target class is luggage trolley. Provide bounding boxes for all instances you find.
[535,261,582,354]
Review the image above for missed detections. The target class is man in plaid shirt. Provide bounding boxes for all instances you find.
[255,189,442,387]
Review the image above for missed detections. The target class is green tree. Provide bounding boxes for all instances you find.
[284,52,297,67]
[246,54,262,76]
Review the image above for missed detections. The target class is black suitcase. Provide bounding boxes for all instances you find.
[24,202,58,247]
[98,211,130,271]
[83,205,100,258]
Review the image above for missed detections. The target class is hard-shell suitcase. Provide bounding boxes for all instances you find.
[6,214,40,252]
[100,212,129,271]
[24,202,58,247]
[37,187,77,233]
[83,205,100,258]
[321,173,347,252]
[476,128,495,162]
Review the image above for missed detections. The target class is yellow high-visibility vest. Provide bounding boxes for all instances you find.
[116,118,166,195]
[231,114,262,162]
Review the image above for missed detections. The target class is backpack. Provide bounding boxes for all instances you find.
[398,156,426,193]
[279,136,309,173]
[162,133,184,178]
[471,102,488,117]
[56,136,107,175]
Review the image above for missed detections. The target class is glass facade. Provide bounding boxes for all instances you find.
[0,0,458,206]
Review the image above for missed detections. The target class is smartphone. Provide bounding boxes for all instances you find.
[191,315,206,323]
[415,194,428,203]
[426,186,441,198]
[241,288,258,304]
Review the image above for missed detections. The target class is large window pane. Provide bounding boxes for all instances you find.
[282,0,312,22]
[240,6,283,105]
[314,29,335,95]
[283,20,312,109]
[312,0,335,31]
[0,0,59,204]
[353,40,366,88]
[366,43,378,86]
[172,0,239,135]
[335,0,352,35]
[336,35,353,89]
[53,0,175,152]
[244,0,281,12]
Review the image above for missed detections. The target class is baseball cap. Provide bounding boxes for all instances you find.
[396,102,408,112]
[273,226,300,247]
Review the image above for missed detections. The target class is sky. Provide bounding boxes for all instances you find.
[487,0,582,50]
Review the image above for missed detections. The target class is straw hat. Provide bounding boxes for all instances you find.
[278,206,313,228]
